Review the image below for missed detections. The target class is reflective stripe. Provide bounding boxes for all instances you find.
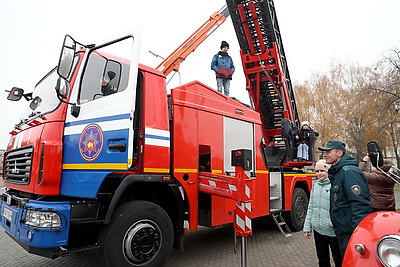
[63,163,128,170]
[64,118,130,135]
[144,128,170,147]
[174,169,197,173]
[143,168,170,173]
[236,214,245,231]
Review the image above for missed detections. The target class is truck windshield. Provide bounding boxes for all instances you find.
[19,69,60,122]
[17,54,79,125]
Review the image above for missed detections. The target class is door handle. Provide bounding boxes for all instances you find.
[108,143,126,152]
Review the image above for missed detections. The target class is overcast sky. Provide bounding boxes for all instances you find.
[1,0,399,149]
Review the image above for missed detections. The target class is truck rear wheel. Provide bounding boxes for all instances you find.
[100,200,173,267]
[284,187,308,231]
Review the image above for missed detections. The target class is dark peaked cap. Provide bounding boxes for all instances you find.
[318,140,346,152]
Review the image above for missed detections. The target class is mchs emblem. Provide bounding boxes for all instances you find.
[79,123,104,161]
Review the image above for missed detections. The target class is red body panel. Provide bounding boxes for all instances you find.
[4,108,67,195]
[3,56,83,196]
[170,80,311,229]
[343,211,400,267]
[283,174,313,211]
[141,66,170,173]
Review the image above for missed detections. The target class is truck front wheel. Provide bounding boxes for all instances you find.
[284,187,308,231]
[100,200,173,267]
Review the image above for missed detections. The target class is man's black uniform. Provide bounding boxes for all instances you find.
[319,141,372,257]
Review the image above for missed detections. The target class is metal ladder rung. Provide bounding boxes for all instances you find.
[272,212,292,237]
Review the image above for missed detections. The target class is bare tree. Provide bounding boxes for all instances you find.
[293,49,400,164]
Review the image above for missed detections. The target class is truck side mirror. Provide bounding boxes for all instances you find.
[6,87,32,101]
[55,77,70,99]
[7,87,24,101]
[29,96,42,111]
[57,35,76,79]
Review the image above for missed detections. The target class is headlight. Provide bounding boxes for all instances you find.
[377,235,400,267]
[25,210,62,228]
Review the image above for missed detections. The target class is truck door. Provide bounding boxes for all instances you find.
[62,35,140,198]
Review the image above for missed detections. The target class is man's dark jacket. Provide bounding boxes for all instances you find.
[328,153,372,238]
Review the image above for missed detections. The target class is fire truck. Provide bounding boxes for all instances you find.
[0,0,314,266]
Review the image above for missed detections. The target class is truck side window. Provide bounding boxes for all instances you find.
[199,145,211,172]
[79,52,130,104]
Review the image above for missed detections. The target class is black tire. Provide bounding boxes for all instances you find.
[99,201,174,267]
[284,188,308,231]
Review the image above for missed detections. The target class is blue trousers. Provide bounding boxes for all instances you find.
[216,78,230,96]
[297,143,309,160]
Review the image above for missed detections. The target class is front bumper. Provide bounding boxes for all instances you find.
[0,191,71,258]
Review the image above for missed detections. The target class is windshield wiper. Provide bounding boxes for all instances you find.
[15,119,28,129]
[28,111,42,118]
[14,112,44,129]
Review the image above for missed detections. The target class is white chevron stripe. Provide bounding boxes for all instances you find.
[246,216,252,229]
[245,185,251,198]
[236,215,245,231]
[228,184,237,191]
[245,202,252,211]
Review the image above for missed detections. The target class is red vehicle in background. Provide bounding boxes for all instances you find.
[343,211,400,266]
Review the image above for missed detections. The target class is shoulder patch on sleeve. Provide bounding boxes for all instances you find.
[351,185,361,194]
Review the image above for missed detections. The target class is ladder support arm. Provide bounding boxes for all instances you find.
[157,5,230,76]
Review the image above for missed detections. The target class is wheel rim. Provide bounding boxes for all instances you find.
[123,219,162,266]
[294,196,306,222]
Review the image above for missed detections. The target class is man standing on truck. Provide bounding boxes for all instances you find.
[211,41,235,96]
[318,140,372,257]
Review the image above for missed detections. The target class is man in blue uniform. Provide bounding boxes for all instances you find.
[318,140,372,257]
[211,41,235,96]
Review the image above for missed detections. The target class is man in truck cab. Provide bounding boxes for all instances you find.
[101,71,118,96]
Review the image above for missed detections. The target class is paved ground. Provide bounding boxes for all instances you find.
[1,175,399,267]
[0,218,318,267]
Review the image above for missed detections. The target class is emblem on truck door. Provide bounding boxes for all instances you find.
[79,123,104,161]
